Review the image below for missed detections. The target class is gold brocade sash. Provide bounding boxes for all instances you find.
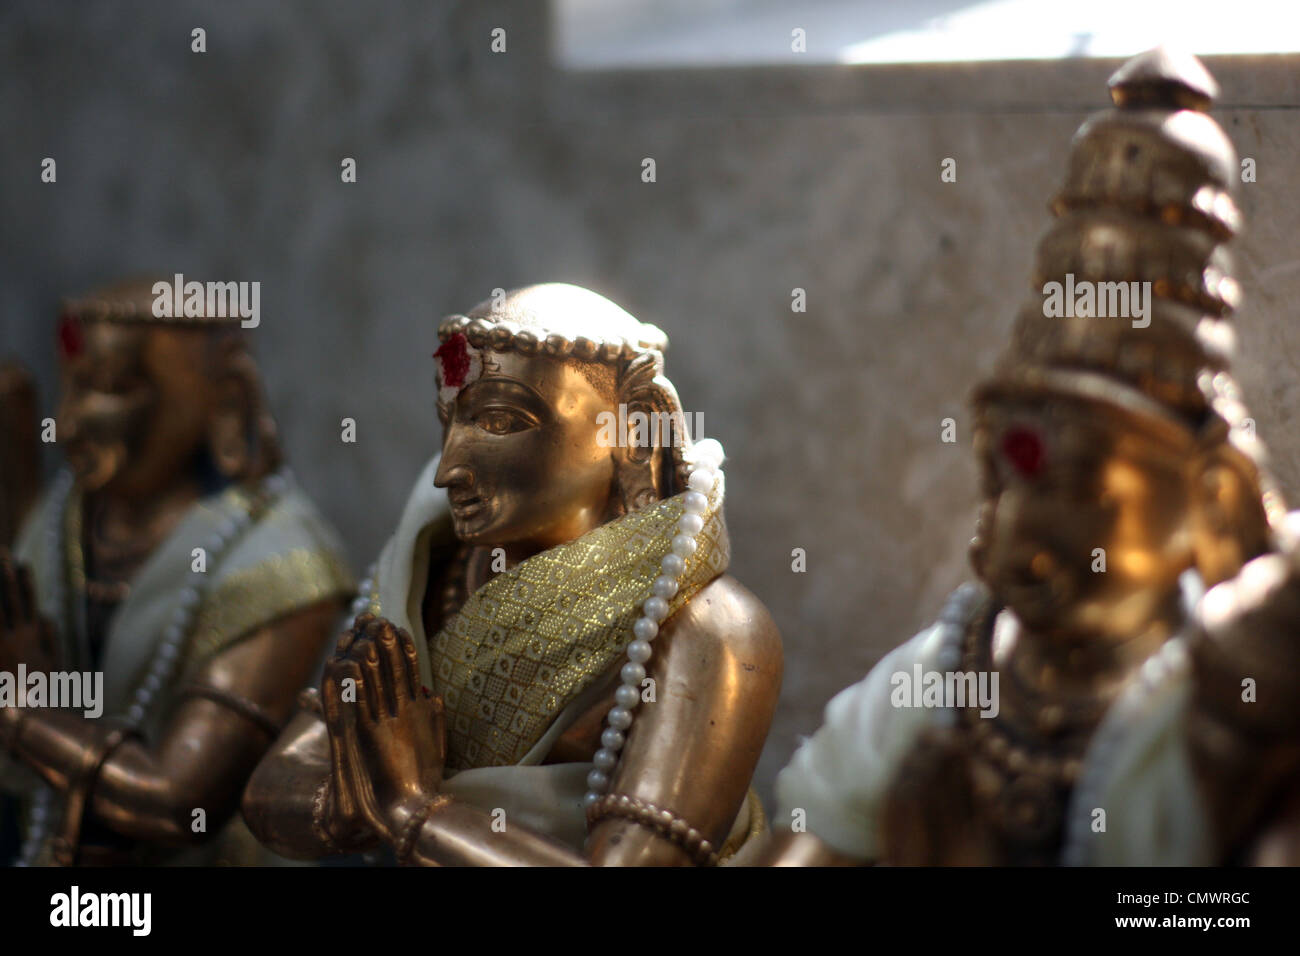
[431,482,728,771]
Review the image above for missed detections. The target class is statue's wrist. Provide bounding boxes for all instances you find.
[386,792,438,834]
[391,793,453,864]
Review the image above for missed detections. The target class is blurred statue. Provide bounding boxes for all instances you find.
[0,278,353,865]
[244,283,782,865]
[0,361,40,549]
[766,48,1300,866]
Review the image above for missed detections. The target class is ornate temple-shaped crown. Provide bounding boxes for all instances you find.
[980,47,1244,429]
[976,46,1284,530]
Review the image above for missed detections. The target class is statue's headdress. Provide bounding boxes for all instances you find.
[433,282,667,405]
[57,276,246,358]
[437,282,668,366]
[974,47,1284,530]
[59,276,246,324]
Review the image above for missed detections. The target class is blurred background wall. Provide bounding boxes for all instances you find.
[4,0,1300,808]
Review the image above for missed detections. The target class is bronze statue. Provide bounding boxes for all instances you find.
[0,361,40,550]
[0,278,353,865]
[765,48,1300,866]
[243,283,783,865]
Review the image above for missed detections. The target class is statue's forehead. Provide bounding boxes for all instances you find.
[73,321,212,384]
[478,349,592,394]
[975,397,1201,477]
[80,319,148,349]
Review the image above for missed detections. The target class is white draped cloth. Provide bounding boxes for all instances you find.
[775,574,1212,865]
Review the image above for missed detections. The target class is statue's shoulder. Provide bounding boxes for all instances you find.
[669,574,782,663]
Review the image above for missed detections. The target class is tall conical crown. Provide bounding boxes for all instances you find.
[975,47,1286,534]
[979,47,1243,430]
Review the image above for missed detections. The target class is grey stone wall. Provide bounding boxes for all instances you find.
[4,1,1299,808]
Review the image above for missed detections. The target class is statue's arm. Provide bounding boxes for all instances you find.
[2,599,337,847]
[1192,551,1300,862]
[583,576,783,865]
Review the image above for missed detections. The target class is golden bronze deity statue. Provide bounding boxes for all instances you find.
[0,278,353,865]
[765,48,1300,866]
[243,282,783,865]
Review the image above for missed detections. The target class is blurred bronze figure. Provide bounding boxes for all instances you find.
[244,283,782,865]
[0,278,353,865]
[766,49,1300,866]
[0,362,40,549]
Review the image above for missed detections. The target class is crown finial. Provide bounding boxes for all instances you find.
[1108,46,1219,112]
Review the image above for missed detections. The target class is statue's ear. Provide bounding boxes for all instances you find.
[208,374,250,480]
[1190,442,1270,586]
[613,351,684,512]
[206,338,281,483]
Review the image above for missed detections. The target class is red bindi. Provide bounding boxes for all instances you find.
[57,313,84,359]
[434,332,471,388]
[1000,426,1046,478]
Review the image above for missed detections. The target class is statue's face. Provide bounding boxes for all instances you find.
[57,319,214,496]
[972,399,1195,637]
[434,350,616,550]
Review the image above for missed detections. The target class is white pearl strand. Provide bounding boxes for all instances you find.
[351,563,377,619]
[583,439,725,813]
[16,469,288,865]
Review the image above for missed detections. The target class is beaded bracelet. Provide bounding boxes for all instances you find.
[586,793,719,867]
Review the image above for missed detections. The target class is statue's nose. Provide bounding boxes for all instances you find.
[434,429,473,489]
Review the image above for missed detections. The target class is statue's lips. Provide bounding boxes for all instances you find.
[448,494,486,518]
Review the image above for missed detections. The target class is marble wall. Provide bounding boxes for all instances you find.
[3,0,1299,808]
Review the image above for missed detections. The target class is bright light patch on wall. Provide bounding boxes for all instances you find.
[554,0,1300,70]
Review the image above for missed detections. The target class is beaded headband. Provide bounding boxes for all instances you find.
[59,277,245,327]
[435,312,668,365]
[56,278,244,361]
[433,283,670,405]
[60,298,243,325]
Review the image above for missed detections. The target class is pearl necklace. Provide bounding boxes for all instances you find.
[582,439,725,813]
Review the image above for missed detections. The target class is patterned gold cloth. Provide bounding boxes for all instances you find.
[428,482,728,771]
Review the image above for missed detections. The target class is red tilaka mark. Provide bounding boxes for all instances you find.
[57,313,84,359]
[1001,426,1046,478]
[434,332,471,388]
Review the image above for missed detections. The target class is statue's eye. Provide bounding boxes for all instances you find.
[475,407,534,435]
